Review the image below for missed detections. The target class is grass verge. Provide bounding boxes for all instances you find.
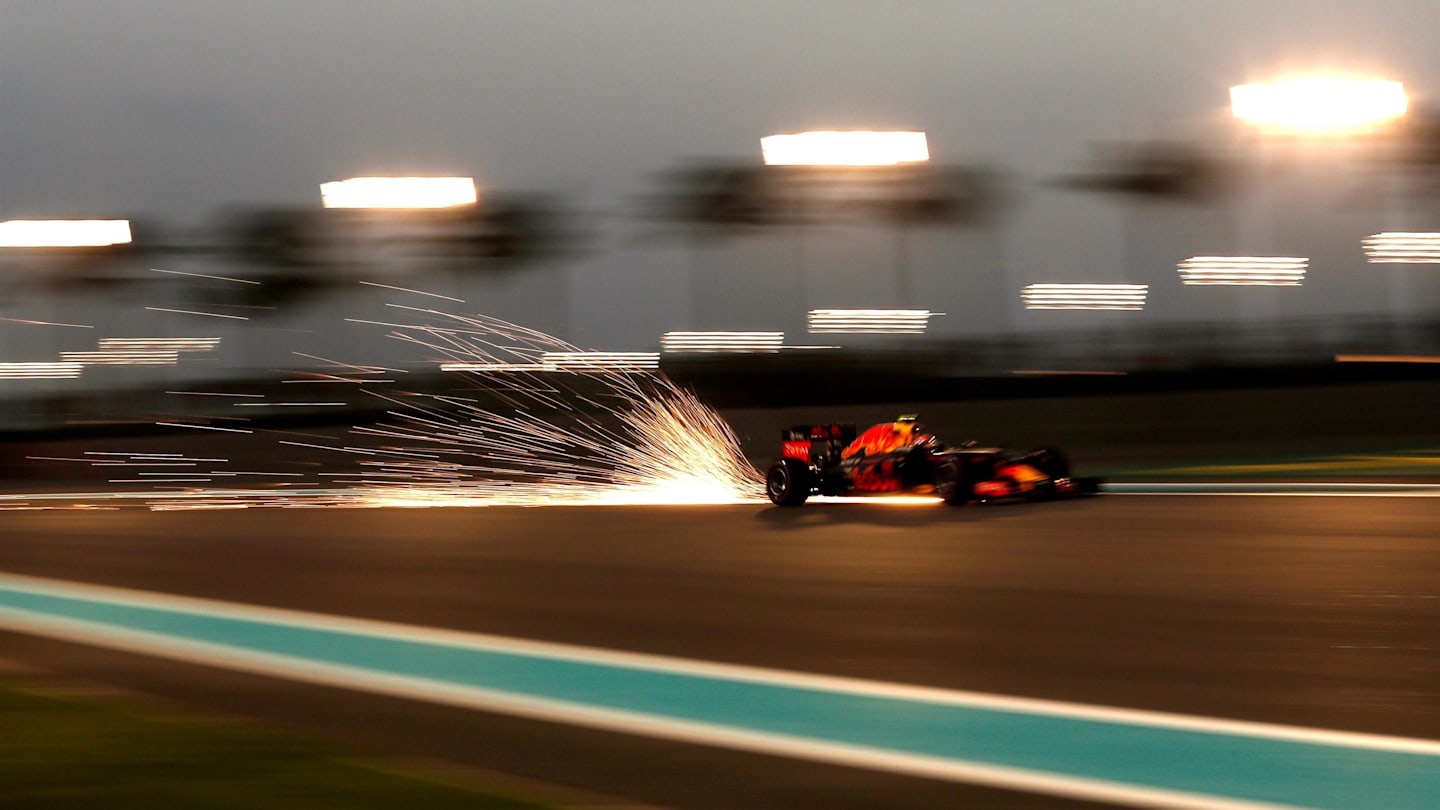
[0,676,550,809]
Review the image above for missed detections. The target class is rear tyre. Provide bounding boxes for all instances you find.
[766,459,812,506]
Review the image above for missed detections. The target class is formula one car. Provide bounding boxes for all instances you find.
[764,415,1101,506]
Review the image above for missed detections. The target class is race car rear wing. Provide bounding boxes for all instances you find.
[782,423,856,463]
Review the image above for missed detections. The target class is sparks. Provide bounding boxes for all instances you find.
[334,310,764,507]
[36,305,764,510]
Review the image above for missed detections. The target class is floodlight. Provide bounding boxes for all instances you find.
[661,332,784,353]
[0,220,132,248]
[806,309,935,333]
[320,177,478,209]
[1021,284,1148,310]
[1363,233,1440,263]
[761,131,929,166]
[1177,256,1308,285]
[1230,79,1407,133]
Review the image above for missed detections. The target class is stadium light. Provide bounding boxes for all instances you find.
[1021,284,1148,311]
[99,337,221,352]
[1230,79,1407,133]
[319,177,478,209]
[1363,233,1440,263]
[441,362,557,373]
[0,220,132,248]
[1177,256,1308,285]
[62,350,179,366]
[661,332,784,353]
[760,131,929,166]
[806,309,935,333]
[0,362,83,380]
[56,336,220,368]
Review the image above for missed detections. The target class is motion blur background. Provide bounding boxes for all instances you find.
[3,1,1439,390]
[2,3,1438,809]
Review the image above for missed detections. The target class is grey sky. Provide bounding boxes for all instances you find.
[3,0,1439,347]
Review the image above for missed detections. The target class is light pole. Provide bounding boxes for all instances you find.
[1051,141,1233,326]
[1227,78,1408,324]
[760,130,931,310]
[317,175,480,356]
[319,177,481,288]
[0,220,134,418]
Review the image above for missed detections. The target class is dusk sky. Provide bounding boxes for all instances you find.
[3,0,1439,348]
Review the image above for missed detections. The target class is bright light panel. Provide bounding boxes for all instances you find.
[1230,79,1407,132]
[61,351,179,366]
[807,309,935,333]
[99,337,221,352]
[0,220,132,248]
[661,332,784,353]
[539,352,660,373]
[441,362,557,373]
[1363,233,1440,264]
[0,362,83,379]
[320,177,478,209]
[1021,284,1148,311]
[761,131,929,166]
[1177,256,1308,285]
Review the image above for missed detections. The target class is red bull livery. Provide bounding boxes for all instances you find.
[765,415,1102,507]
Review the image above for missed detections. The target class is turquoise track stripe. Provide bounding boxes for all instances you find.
[1,574,1437,810]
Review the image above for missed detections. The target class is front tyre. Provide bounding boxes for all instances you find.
[1021,446,1070,480]
[934,458,971,505]
[766,459,812,506]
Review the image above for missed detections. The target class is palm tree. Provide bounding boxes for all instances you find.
[443,194,577,267]
[640,161,789,325]
[1051,141,1234,318]
[1054,141,1229,202]
[645,162,786,232]
[1377,106,1440,322]
[217,206,331,311]
[1393,106,1440,218]
[859,164,1010,310]
[372,194,580,335]
[644,160,1011,331]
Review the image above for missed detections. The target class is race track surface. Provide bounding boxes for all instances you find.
[2,494,1437,809]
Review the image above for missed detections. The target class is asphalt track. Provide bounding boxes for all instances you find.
[2,493,1438,809]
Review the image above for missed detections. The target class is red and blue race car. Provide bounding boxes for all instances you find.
[765,415,1101,506]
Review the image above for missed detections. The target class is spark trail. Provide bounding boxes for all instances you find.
[316,308,764,507]
[21,294,763,509]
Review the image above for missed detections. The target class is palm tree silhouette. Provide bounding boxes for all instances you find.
[644,160,1009,329]
[442,194,577,267]
[218,207,330,311]
[858,164,1009,309]
[640,161,792,326]
[1051,141,1234,315]
[392,194,581,334]
[1393,106,1440,218]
